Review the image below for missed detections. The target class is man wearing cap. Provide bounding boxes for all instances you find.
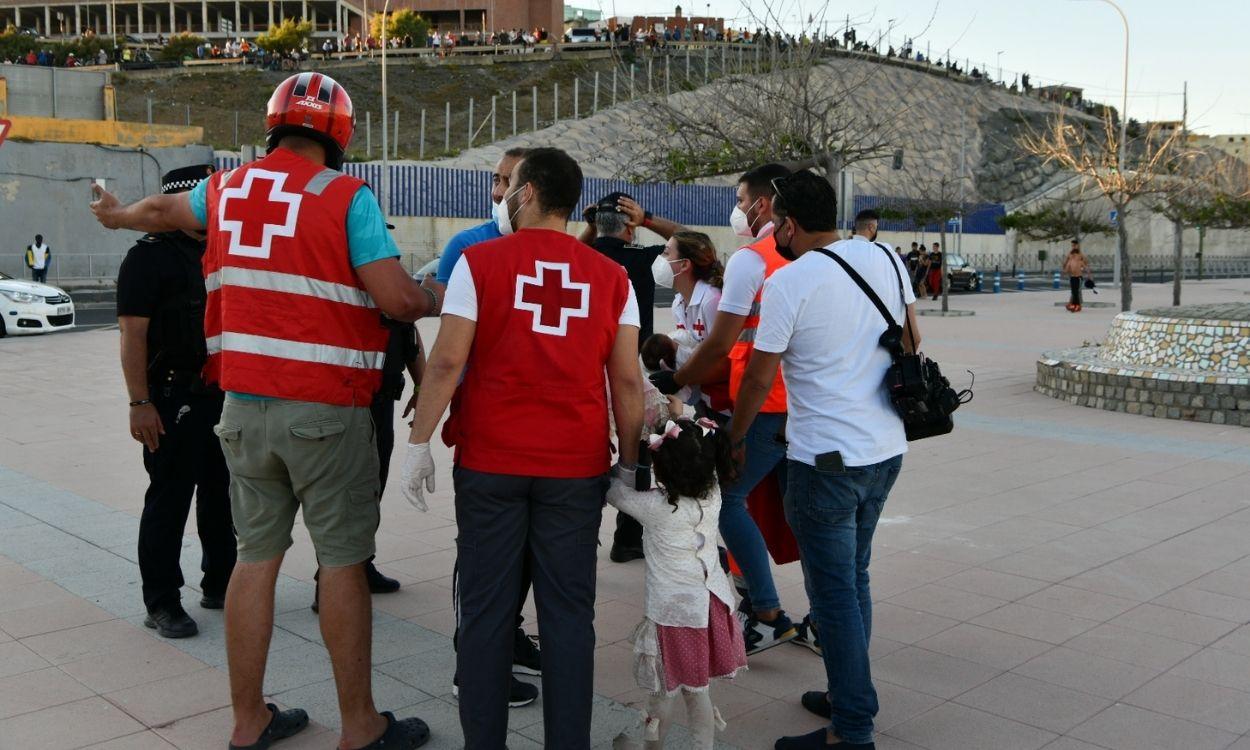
[92,73,435,750]
[579,192,684,563]
[579,192,684,347]
[116,164,236,639]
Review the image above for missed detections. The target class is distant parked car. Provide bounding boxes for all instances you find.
[415,257,439,279]
[16,26,40,37]
[0,271,75,337]
[567,28,597,43]
[945,254,981,292]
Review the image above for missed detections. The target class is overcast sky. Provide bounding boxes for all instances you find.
[604,0,1250,134]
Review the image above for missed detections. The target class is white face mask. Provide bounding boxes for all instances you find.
[494,184,529,236]
[651,255,683,288]
[491,197,513,236]
[730,197,763,238]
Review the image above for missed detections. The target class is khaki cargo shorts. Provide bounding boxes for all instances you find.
[214,397,380,568]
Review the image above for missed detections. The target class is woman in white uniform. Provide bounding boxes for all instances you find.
[653,231,731,416]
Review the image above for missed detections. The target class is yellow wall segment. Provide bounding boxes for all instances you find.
[2,115,203,148]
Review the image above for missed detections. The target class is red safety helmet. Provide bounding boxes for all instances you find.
[265,72,355,168]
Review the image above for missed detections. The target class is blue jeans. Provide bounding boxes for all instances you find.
[785,454,903,745]
[720,411,787,613]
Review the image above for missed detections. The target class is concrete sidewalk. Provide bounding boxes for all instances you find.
[2,279,1249,750]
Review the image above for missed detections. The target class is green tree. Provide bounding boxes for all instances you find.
[370,9,429,46]
[255,18,311,55]
[159,32,205,61]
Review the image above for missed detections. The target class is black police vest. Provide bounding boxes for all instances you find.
[144,233,209,378]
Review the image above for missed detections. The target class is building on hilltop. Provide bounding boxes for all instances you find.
[1035,84,1084,108]
[630,4,722,37]
[0,0,561,40]
[1187,133,1250,166]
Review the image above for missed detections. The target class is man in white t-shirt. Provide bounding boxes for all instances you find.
[730,185,920,750]
[25,234,51,283]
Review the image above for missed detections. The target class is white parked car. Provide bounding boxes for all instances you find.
[0,272,75,337]
[567,28,598,43]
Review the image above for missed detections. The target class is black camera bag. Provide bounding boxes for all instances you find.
[813,244,971,441]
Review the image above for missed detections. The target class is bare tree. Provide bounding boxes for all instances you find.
[880,162,967,312]
[1149,154,1250,303]
[612,7,937,189]
[1018,109,1184,311]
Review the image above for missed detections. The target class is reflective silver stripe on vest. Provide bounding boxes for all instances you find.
[205,267,377,308]
[736,301,762,342]
[304,167,343,196]
[206,333,383,370]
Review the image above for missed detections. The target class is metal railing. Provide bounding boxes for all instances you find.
[962,254,1250,282]
[0,254,123,284]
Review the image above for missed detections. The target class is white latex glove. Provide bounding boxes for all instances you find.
[401,442,435,512]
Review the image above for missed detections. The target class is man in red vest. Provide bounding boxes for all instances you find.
[91,73,438,750]
[650,163,803,654]
[402,147,645,749]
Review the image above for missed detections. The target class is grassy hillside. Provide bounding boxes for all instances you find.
[113,55,624,161]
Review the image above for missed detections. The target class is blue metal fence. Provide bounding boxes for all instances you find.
[854,194,1007,235]
[213,157,1007,233]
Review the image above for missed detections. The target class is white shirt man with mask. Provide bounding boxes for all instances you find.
[648,163,803,655]
[730,177,921,750]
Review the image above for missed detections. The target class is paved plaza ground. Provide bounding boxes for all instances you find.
[2,278,1250,750]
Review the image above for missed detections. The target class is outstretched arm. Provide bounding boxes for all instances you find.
[91,187,204,234]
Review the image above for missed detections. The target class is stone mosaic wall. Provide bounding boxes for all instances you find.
[1036,307,1250,427]
[1101,306,1250,374]
[1036,356,1250,426]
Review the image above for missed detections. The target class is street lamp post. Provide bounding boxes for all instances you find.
[1083,0,1129,285]
[380,0,390,216]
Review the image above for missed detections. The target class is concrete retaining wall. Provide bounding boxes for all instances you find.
[0,67,109,120]
[0,140,215,279]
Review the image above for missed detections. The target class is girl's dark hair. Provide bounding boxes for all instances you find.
[650,419,738,510]
[670,231,725,289]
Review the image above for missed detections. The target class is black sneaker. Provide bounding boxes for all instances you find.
[451,676,539,708]
[792,614,822,656]
[200,594,225,610]
[775,728,874,749]
[609,542,645,563]
[800,690,832,719]
[144,603,198,639]
[513,629,542,676]
[365,560,401,594]
[743,611,798,655]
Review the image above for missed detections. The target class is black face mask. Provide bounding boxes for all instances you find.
[775,220,797,261]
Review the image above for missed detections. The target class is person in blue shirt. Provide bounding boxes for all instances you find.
[427,146,545,706]
[432,147,529,286]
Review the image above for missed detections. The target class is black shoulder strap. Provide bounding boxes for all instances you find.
[872,242,919,353]
[813,248,899,328]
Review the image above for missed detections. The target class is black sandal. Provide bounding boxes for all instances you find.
[351,711,431,749]
[228,703,310,750]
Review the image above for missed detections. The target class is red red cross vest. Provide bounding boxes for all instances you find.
[201,148,388,406]
[445,229,631,478]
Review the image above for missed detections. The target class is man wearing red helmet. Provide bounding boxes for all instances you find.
[91,72,436,750]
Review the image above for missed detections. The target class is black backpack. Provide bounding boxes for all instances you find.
[813,244,973,441]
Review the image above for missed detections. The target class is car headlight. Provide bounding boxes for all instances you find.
[1,290,42,304]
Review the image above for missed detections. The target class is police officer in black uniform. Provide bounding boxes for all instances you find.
[579,191,686,563]
[309,311,415,611]
[117,165,236,639]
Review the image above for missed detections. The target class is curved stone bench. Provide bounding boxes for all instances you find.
[1035,305,1250,426]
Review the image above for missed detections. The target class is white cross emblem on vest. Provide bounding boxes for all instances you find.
[218,169,303,259]
[514,261,590,337]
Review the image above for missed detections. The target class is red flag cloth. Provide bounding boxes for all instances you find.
[726,470,800,575]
